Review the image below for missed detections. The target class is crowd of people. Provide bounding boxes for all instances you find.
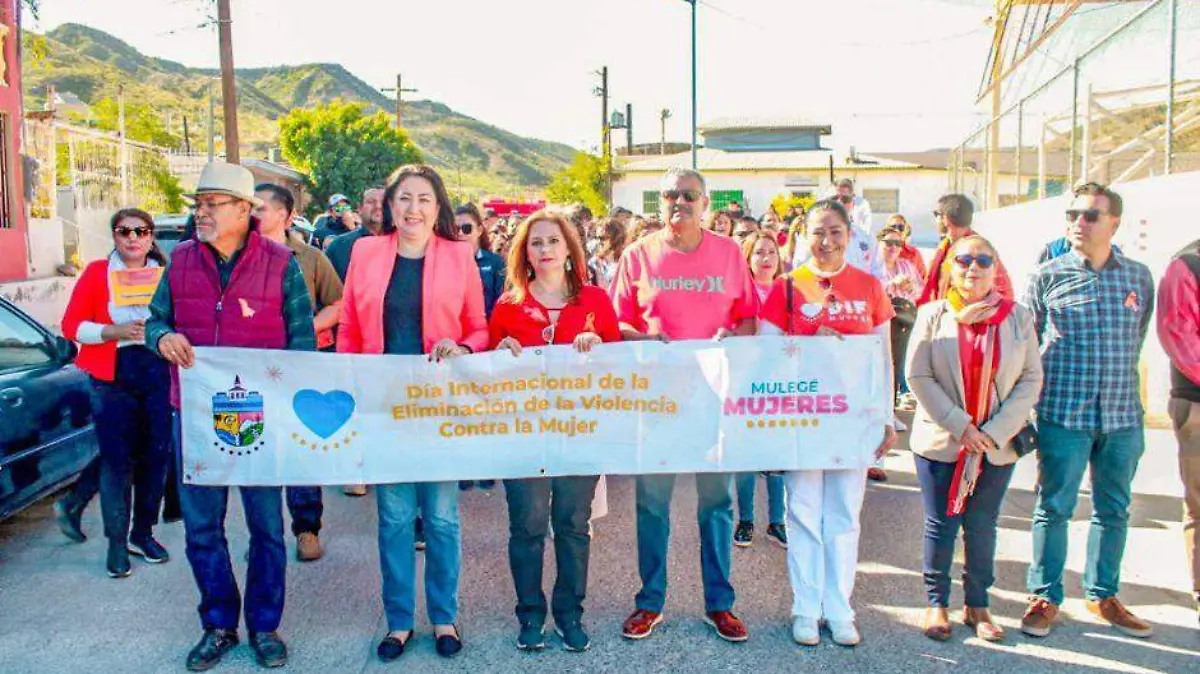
[50,159,1199,671]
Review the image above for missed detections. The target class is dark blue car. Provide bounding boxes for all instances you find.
[0,297,98,521]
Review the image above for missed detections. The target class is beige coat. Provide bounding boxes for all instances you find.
[905,300,1043,465]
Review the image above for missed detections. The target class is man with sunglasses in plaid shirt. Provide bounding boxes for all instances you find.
[1020,182,1156,640]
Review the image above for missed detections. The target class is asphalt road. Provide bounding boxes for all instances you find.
[1,417,1196,673]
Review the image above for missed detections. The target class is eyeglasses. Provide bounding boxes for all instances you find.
[837,195,853,205]
[932,210,944,218]
[189,198,239,212]
[458,222,474,234]
[1066,208,1103,223]
[114,226,153,239]
[881,240,904,248]
[953,253,995,269]
[661,189,702,203]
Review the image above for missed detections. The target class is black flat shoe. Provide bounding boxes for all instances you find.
[435,626,462,658]
[54,498,86,543]
[186,629,239,672]
[376,632,410,662]
[106,543,131,579]
[249,631,287,668]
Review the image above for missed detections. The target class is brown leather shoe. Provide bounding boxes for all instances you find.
[1020,597,1058,637]
[1086,597,1153,638]
[922,607,952,641]
[963,607,1005,642]
[296,532,323,562]
[703,611,748,642]
[343,484,367,497]
[866,467,888,482]
[621,609,663,640]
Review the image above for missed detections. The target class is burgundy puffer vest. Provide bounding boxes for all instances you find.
[167,231,291,407]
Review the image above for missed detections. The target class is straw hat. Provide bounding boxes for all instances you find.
[185,162,264,207]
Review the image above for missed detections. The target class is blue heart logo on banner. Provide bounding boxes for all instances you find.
[293,389,356,439]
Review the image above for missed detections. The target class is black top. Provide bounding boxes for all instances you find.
[383,255,424,356]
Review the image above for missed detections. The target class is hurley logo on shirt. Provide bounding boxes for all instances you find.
[648,275,726,293]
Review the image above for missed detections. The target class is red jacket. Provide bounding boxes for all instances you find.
[338,232,488,355]
[488,285,622,348]
[61,259,118,381]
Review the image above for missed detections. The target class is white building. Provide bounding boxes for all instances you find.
[612,118,1035,244]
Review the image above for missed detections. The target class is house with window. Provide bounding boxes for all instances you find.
[613,118,1033,244]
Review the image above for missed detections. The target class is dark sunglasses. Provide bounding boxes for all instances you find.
[114,226,153,239]
[1066,208,1102,223]
[837,195,853,204]
[953,253,995,269]
[458,222,474,234]
[932,210,944,218]
[334,204,353,213]
[661,189,702,203]
[881,239,904,248]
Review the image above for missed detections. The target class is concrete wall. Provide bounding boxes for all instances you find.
[0,275,76,334]
[972,171,1200,419]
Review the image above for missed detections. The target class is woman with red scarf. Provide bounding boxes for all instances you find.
[488,211,620,653]
[906,235,1042,643]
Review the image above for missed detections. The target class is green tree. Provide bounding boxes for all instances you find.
[545,152,606,215]
[91,97,181,148]
[279,100,421,216]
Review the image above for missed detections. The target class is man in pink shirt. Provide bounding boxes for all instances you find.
[1158,238,1200,621]
[610,167,757,643]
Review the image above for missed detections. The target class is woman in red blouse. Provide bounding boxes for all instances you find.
[759,199,898,648]
[488,210,620,653]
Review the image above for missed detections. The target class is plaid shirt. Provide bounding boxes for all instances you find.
[1022,248,1155,432]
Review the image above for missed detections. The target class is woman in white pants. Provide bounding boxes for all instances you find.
[759,199,897,646]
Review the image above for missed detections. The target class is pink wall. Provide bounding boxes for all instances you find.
[0,0,28,280]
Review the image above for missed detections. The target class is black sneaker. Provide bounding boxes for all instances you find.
[458,481,475,491]
[54,497,86,543]
[517,622,545,651]
[766,523,788,548]
[556,622,591,652]
[734,521,754,548]
[186,629,239,672]
[414,517,426,552]
[249,631,288,668]
[107,543,132,579]
[128,535,170,564]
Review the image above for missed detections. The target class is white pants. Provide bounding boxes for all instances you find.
[785,468,868,621]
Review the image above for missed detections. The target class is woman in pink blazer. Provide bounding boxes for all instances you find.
[338,165,486,661]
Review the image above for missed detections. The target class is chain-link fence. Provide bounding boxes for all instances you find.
[951,0,1198,209]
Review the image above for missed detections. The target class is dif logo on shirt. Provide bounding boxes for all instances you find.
[797,297,870,322]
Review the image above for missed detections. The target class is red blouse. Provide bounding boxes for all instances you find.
[488,285,622,348]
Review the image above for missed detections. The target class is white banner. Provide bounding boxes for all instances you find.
[179,336,887,486]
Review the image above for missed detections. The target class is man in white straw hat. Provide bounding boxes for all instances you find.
[145,161,316,671]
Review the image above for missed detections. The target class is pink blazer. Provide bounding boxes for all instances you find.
[337,232,488,355]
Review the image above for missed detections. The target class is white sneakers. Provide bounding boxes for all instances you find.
[828,620,861,646]
[792,617,820,646]
[791,618,861,647]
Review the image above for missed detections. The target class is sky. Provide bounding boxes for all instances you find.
[25,0,999,154]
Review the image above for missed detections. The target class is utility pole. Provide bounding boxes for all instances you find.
[118,84,129,205]
[688,0,697,170]
[660,108,671,155]
[207,79,216,161]
[182,115,192,154]
[594,66,611,204]
[216,0,240,163]
[381,74,418,130]
[625,102,633,156]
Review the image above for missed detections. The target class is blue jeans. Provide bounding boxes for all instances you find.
[1027,421,1145,604]
[735,472,785,525]
[285,486,323,536]
[635,473,735,613]
[377,482,461,631]
[914,453,1014,608]
[175,413,286,632]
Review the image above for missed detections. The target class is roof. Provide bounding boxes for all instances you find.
[615,148,925,174]
[242,158,307,184]
[699,116,832,135]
